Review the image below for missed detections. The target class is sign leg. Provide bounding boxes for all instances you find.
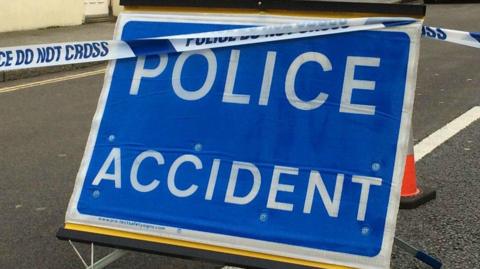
[67,240,127,269]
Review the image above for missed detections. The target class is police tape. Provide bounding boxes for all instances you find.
[0,17,478,72]
[0,17,415,72]
[422,25,480,49]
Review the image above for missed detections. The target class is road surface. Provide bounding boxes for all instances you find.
[0,3,479,269]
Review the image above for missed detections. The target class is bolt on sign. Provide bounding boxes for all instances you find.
[62,9,422,269]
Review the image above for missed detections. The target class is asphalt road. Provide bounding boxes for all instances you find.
[0,4,479,269]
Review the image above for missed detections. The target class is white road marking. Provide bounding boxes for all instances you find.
[414,106,480,161]
[0,69,105,94]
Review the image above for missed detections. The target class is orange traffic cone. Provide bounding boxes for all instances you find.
[400,129,436,209]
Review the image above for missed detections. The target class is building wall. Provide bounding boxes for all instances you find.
[112,0,124,16]
[0,0,84,33]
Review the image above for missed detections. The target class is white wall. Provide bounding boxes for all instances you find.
[112,0,124,17]
[0,0,84,33]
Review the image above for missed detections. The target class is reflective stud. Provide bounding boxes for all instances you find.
[361,226,370,236]
[92,190,100,198]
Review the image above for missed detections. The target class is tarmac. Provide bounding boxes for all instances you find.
[0,3,479,269]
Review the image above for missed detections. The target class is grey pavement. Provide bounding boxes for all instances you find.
[0,3,479,269]
[0,22,114,47]
[0,22,114,82]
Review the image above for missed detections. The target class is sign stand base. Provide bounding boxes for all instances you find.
[57,227,315,269]
[67,238,128,269]
[400,187,437,209]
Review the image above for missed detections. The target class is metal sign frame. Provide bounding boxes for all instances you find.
[119,0,425,17]
[58,2,425,269]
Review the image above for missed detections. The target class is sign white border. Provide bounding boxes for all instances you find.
[65,12,422,269]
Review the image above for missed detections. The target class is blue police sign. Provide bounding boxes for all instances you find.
[66,13,421,268]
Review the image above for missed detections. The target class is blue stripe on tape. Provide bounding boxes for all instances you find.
[470,32,480,43]
[365,18,416,28]
[382,20,417,28]
[125,39,177,56]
